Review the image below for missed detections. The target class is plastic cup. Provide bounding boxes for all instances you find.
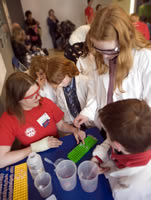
[45,194,57,200]
[78,160,99,193]
[34,172,53,198]
[55,159,77,191]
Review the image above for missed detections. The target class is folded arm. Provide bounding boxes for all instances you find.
[0,145,31,168]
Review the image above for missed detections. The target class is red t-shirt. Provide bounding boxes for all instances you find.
[133,21,150,40]
[0,98,64,146]
[85,6,94,24]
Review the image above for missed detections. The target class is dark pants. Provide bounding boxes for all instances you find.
[49,31,60,49]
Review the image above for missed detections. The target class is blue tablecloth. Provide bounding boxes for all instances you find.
[28,127,114,200]
[0,127,114,200]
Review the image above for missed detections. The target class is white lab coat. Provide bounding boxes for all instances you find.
[92,48,151,129]
[39,82,56,103]
[76,54,97,80]
[93,142,151,200]
[56,74,97,126]
[94,48,151,109]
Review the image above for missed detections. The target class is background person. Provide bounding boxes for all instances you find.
[47,9,61,49]
[11,27,46,68]
[140,15,151,39]
[11,27,29,67]
[0,72,85,168]
[84,0,94,24]
[25,10,42,48]
[130,13,150,40]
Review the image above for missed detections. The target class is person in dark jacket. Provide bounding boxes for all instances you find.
[25,10,42,48]
[47,9,61,49]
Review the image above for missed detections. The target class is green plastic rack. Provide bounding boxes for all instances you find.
[67,135,98,163]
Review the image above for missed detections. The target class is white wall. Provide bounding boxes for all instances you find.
[21,0,111,49]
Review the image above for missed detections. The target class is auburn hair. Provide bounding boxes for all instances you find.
[99,99,151,153]
[87,4,151,92]
[29,56,48,81]
[46,56,79,84]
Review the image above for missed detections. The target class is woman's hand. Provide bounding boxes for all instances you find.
[56,120,86,144]
[74,114,89,128]
[31,136,62,152]
[73,128,86,144]
[48,136,63,148]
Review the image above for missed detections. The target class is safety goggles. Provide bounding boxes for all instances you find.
[93,45,120,55]
[23,86,40,99]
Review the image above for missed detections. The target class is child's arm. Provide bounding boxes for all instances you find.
[92,139,110,163]
[74,77,97,127]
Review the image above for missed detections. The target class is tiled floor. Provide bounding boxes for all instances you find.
[48,49,64,57]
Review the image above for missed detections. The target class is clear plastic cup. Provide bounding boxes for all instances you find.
[55,159,77,191]
[78,160,99,193]
[45,194,57,200]
[34,172,53,198]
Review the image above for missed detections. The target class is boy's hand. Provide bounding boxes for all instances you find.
[98,166,110,174]
[91,156,110,174]
[91,156,100,164]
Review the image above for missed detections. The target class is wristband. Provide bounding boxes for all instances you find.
[94,156,103,163]
[30,136,49,152]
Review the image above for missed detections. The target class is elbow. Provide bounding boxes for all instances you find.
[0,153,9,168]
[57,120,64,131]
[0,158,7,168]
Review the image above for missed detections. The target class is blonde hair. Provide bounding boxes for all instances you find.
[12,27,26,44]
[87,4,151,92]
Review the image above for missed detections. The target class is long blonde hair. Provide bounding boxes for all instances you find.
[12,27,26,44]
[87,4,151,91]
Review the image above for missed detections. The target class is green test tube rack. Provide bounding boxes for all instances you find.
[67,135,98,163]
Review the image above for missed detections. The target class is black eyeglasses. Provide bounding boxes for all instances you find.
[93,45,120,55]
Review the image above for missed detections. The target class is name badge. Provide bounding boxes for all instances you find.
[37,113,50,128]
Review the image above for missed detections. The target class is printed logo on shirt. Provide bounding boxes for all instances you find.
[37,113,50,128]
[25,127,36,137]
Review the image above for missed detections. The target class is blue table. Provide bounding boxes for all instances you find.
[28,127,114,200]
[0,127,114,200]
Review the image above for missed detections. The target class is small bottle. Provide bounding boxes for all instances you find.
[27,152,45,179]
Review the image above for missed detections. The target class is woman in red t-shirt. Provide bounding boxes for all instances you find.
[0,72,85,168]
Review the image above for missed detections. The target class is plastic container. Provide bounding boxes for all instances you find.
[55,159,77,191]
[34,172,53,198]
[27,152,45,179]
[78,160,99,193]
[45,194,57,200]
